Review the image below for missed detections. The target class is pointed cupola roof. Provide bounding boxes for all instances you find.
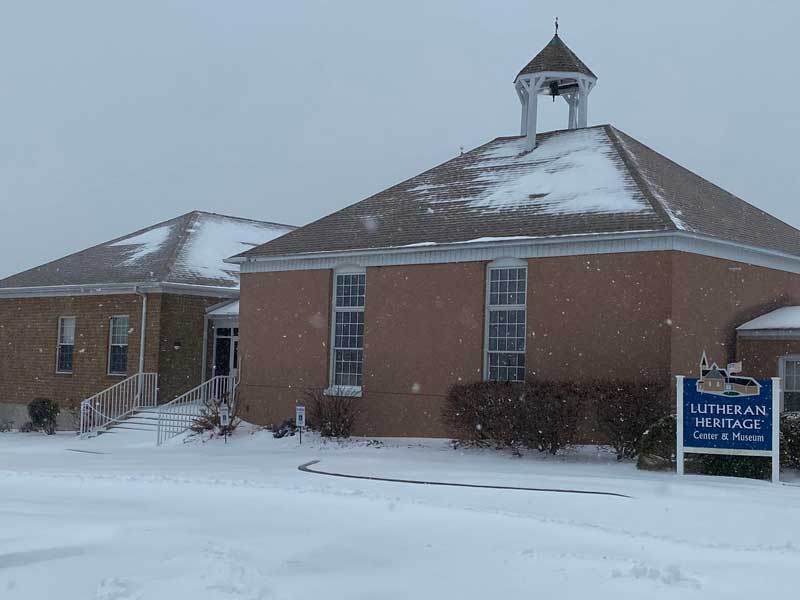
[516,34,596,80]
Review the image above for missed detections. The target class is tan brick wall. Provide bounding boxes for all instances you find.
[526,252,673,382]
[0,293,161,414]
[157,294,221,402]
[237,269,331,426]
[236,250,800,438]
[238,253,674,437]
[736,338,800,379]
[0,292,226,427]
[670,252,800,378]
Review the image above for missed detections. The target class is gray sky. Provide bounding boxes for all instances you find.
[1,1,798,278]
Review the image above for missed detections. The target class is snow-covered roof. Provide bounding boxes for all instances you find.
[240,125,800,260]
[0,212,295,291]
[207,300,239,318]
[737,307,800,331]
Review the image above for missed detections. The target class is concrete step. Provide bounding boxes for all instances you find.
[108,424,157,432]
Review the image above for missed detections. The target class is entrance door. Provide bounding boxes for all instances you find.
[213,327,239,378]
[231,334,239,379]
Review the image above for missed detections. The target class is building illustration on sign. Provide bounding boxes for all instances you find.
[696,352,761,397]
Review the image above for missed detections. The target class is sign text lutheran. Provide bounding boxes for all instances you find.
[676,353,781,482]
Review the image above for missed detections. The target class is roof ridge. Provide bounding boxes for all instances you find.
[161,212,200,282]
[604,125,677,232]
[190,210,297,229]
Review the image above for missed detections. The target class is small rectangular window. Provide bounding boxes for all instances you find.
[331,272,365,388]
[56,317,76,373]
[783,358,800,411]
[108,315,130,375]
[486,266,527,382]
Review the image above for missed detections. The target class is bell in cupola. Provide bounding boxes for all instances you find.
[549,80,560,101]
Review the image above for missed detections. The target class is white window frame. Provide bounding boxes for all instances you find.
[483,258,528,382]
[55,316,76,374]
[107,314,130,376]
[778,354,800,412]
[327,266,366,396]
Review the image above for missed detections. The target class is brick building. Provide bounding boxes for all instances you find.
[228,33,800,437]
[0,211,294,428]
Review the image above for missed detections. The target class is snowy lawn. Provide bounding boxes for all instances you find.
[1,426,798,599]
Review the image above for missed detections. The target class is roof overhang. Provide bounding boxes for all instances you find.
[0,281,240,299]
[228,230,800,276]
[736,329,800,340]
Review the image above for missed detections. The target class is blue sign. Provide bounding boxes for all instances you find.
[683,378,773,452]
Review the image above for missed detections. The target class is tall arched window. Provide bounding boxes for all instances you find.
[484,259,527,382]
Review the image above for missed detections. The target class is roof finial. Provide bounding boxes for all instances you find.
[554,17,559,36]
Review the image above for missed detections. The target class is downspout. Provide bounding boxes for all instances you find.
[201,312,209,383]
[134,287,147,374]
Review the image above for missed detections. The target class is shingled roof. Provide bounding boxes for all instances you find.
[237,125,800,260]
[516,34,596,80]
[0,211,295,290]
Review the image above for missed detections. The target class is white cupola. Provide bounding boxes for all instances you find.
[514,22,597,150]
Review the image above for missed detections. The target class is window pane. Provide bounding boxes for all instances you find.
[109,345,128,374]
[57,345,74,372]
[489,310,526,354]
[785,392,800,412]
[488,351,525,382]
[111,316,129,345]
[334,311,364,349]
[59,317,75,344]
[334,349,363,387]
[786,361,800,392]
[217,327,231,337]
[335,273,366,308]
[488,267,526,306]
[57,317,75,372]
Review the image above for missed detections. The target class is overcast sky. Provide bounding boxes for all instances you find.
[1,1,798,278]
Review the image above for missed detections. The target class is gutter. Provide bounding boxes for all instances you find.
[225,230,800,274]
[0,281,240,299]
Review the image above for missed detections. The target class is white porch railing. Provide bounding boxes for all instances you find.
[156,375,237,446]
[80,373,158,437]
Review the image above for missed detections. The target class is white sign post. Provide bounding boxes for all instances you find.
[295,405,305,444]
[219,401,230,444]
[676,374,781,483]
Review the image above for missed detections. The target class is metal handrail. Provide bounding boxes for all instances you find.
[156,375,237,445]
[79,373,158,436]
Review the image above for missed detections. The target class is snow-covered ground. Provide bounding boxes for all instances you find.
[1,426,798,599]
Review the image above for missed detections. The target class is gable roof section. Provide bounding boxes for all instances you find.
[238,125,800,262]
[516,34,596,80]
[0,211,295,291]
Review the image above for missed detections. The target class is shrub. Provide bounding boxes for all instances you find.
[636,413,800,478]
[689,455,771,480]
[781,412,800,470]
[594,380,670,460]
[19,421,35,433]
[191,398,239,436]
[444,381,525,448]
[637,414,676,471]
[526,381,582,454]
[444,380,580,455]
[306,388,359,438]
[28,398,60,434]
[0,418,13,433]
